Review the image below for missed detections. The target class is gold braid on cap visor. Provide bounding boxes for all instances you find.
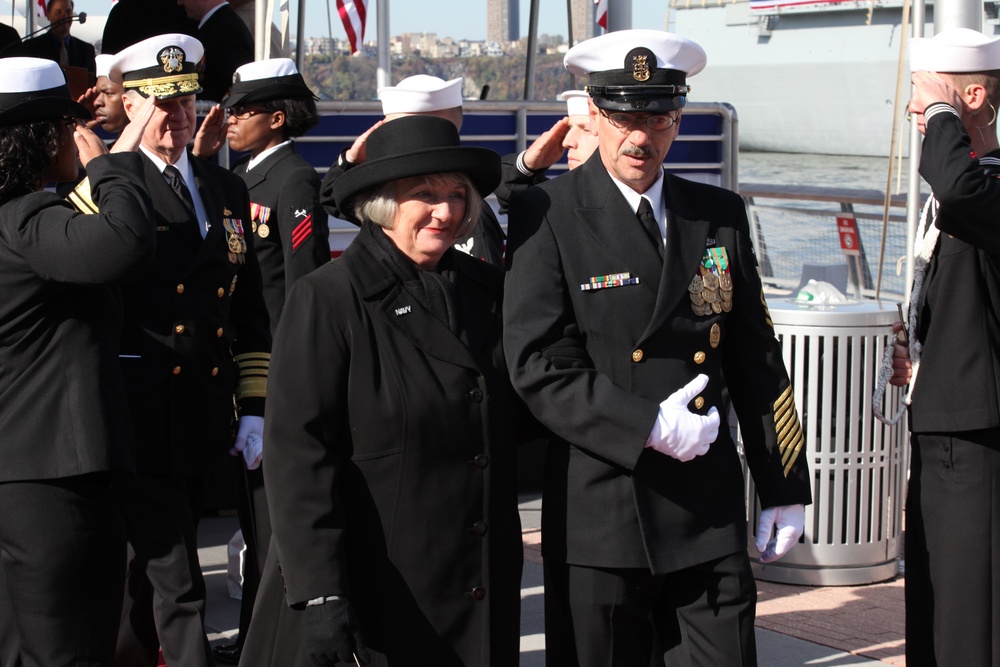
[123,73,201,97]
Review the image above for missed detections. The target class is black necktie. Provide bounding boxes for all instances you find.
[637,197,663,258]
[164,165,196,217]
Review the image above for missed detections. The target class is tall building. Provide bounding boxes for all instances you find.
[570,0,596,46]
[487,0,519,44]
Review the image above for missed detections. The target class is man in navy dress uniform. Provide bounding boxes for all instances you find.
[102,34,271,667]
[504,29,812,666]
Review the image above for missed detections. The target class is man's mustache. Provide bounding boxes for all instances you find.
[621,145,652,158]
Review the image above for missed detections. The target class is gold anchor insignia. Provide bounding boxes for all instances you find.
[159,47,185,74]
[632,54,651,82]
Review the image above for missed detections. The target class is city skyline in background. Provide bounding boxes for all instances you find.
[2,0,668,45]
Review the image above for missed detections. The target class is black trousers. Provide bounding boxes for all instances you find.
[544,552,757,667]
[906,430,1000,667]
[113,472,215,667]
[0,472,126,667]
[234,464,271,648]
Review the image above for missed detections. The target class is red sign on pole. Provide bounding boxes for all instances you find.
[837,214,861,256]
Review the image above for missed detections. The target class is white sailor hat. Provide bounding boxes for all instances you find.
[559,90,591,117]
[221,58,317,108]
[0,57,90,126]
[377,75,464,114]
[564,29,707,113]
[95,54,114,79]
[110,33,203,99]
[910,28,1000,73]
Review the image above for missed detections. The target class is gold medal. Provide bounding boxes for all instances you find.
[257,223,270,238]
[711,301,723,314]
[710,323,721,348]
[228,235,242,254]
[719,272,733,292]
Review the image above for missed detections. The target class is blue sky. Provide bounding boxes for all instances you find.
[54,0,668,43]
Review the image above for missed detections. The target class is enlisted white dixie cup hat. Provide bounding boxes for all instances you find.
[110,33,204,99]
[559,90,591,117]
[910,28,1000,72]
[95,54,114,79]
[378,74,464,114]
[564,29,707,113]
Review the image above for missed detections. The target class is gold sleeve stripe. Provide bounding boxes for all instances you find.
[759,289,773,329]
[772,385,805,475]
[66,177,98,214]
[234,352,269,400]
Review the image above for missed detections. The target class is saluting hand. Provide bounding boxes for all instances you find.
[193,104,226,159]
[112,94,157,155]
[344,120,383,165]
[910,71,964,115]
[522,117,571,171]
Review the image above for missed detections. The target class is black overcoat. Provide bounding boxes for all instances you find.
[0,153,154,482]
[244,223,522,666]
[233,143,330,335]
[118,152,270,478]
[504,152,812,575]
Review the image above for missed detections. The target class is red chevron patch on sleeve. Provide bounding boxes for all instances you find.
[291,215,313,250]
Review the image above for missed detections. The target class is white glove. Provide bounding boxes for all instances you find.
[231,415,264,470]
[755,504,805,563]
[645,374,720,462]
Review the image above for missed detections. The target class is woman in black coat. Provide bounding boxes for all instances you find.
[0,57,155,666]
[242,115,523,666]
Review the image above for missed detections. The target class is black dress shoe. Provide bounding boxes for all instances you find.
[212,643,242,665]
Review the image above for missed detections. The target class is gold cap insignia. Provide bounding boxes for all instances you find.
[158,46,186,74]
[625,47,656,83]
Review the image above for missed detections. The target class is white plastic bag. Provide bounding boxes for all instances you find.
[795,279,849,304]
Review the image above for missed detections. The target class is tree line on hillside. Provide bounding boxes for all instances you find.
[299,53,581,103]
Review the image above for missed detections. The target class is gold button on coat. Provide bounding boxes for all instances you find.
[217,287,225,298]
[176,284,184,294]
[211,367,219,377]
[694,351,706,364]
[694,396,705,409]
[172,366,182,375]
[632,349,643,362]
[216,328,224,338]
[174,324,185,334]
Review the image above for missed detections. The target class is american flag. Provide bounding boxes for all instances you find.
[595,0,607,30]
[337,0,367,55]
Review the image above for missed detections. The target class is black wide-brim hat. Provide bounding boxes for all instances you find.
[0,57,91,126]
[332,115,501,215]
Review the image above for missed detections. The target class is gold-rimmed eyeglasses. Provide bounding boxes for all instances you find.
[598,108,677,133]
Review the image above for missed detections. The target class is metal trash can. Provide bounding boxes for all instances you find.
[743,299,907,586]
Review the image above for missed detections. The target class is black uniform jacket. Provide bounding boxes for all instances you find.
[6,33,96,73]
[504,152,811,575]
[319,157,507,267]
[0,153,154,482]
[252,224,522,665]
[118,152,270,478]
[492,151,548,216]
[197,4,253,102]
[233,143,330,334]
[911,109,1000,433]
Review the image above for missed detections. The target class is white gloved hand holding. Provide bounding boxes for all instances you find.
[231,415,264,470]
[755,504,805,563]
[645,374,720,462]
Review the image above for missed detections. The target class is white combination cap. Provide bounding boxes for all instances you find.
[910,28,1000,73]
[564,29,706,112]
[110,33,204,99]
[378,75,464,114]
[559,90,590,117]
